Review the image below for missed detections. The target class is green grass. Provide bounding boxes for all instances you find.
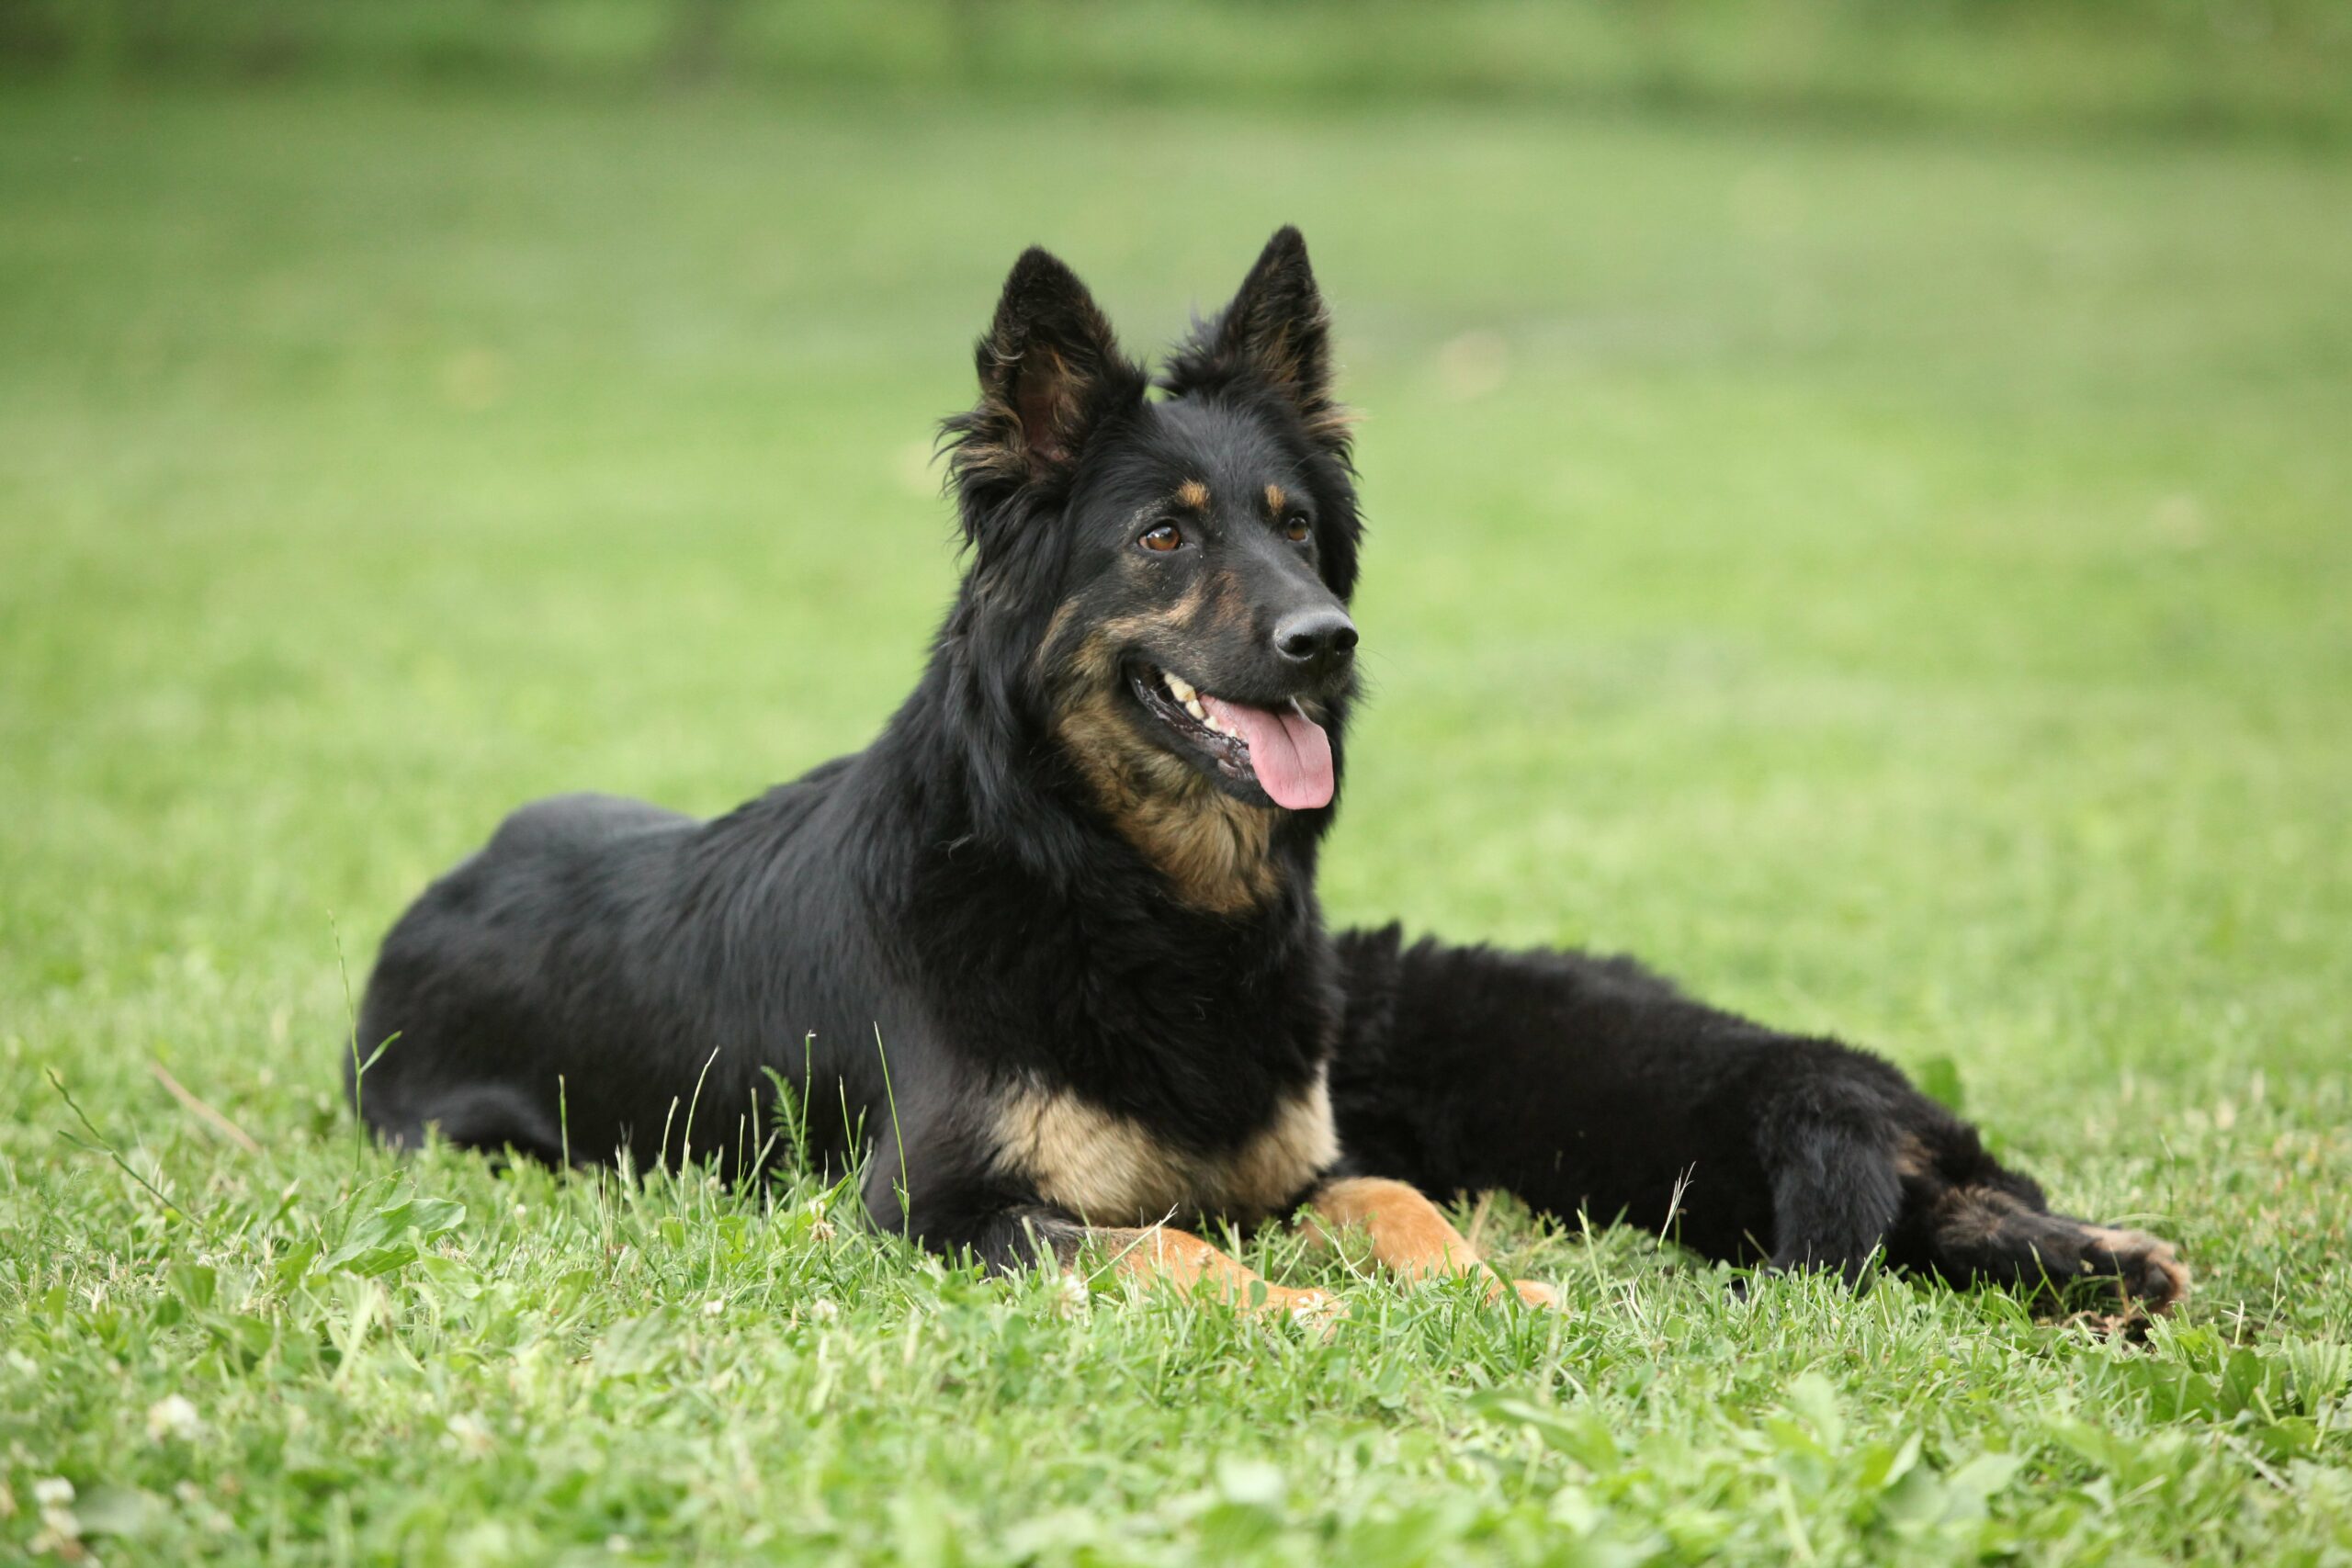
[4,82,2350,1563]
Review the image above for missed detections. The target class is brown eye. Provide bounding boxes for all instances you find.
[1139,522,1183,552]
[1283,516,1312,544]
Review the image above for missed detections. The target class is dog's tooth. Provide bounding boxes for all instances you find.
[1163,671,1196,704]
[1184,698,1206,721]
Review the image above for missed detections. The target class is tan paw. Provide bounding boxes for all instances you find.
[2082,1225,2191,1312]
[1261,1284,1348,1337]
[1479,1274,1562,1310]
[1510,1278,1562,1310]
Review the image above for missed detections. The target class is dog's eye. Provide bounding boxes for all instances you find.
[1283,516,1312,544]
[1139,523,1183,553]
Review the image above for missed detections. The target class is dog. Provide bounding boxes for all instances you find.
[349,229,2186,1320]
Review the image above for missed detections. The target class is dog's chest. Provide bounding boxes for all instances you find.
[991,1070,1339,1227]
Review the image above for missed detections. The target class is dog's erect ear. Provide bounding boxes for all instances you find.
[944,247,1142,525]
[1164,226,1351,460]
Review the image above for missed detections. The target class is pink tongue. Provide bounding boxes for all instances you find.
[1199,694,1335,810]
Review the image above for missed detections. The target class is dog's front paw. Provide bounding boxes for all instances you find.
[1479,1274,1562,1310]
[1507,1278,1562,1311]
[1257,1283,1349,1337]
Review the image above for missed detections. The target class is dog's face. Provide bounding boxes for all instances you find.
[944,230,1363,831]
[1044,393,1356,813]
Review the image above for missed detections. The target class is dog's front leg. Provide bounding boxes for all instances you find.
[1080,1224,1344,1327]
[1304,1176,1559,1308]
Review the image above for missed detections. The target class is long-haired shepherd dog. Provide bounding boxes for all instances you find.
[350,230,2187,1322]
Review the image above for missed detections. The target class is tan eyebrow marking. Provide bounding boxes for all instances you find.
[1264,483,1288,515]
[1175,479,1211,511]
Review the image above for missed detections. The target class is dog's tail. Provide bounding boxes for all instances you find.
[1749,1075,1906,1287]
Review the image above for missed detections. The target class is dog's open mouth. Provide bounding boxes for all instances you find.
[1129,665,1335,810]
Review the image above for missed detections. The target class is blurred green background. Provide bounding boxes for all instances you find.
[4,6,2351,1559]
[7,0,2351,141]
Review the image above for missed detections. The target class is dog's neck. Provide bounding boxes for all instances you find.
[801,597,1343,1114]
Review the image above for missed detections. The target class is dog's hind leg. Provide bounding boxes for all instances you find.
[1897,1174,2190,1314]
[1328,925,2188,1313]
[1710,1077,2188,1312]
[1302,1177,1558,1308]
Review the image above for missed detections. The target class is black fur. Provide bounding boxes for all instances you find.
[349,231,2185,1313]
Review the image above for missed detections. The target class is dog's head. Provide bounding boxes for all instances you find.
[942,230,1362,852]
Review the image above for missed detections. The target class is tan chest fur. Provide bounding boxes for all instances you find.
[992,1071,1339,1228]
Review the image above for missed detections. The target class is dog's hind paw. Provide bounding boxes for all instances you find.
[2077,1224,2190,1313]
[1926,1185,2189,1317]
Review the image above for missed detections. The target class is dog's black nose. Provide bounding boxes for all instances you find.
[1273,608,1358,668]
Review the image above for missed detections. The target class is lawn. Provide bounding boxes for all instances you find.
[3,81,2349,1564]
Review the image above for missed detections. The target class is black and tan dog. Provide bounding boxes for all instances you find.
[349,231,2186,1320]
